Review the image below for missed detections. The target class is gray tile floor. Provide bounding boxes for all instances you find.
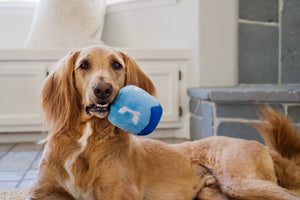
[0,143,43,189]
[0,138,188,190]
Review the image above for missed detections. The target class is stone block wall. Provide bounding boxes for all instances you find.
[188,1,300,141]
[188,86,300,143]
[239,0,300,84]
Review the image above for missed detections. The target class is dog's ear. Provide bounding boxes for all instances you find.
[41,51,81,134]
[121,52,157,97]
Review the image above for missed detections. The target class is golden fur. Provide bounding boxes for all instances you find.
[28,46,300,200]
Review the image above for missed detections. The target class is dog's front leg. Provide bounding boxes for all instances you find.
[27,190,75,200]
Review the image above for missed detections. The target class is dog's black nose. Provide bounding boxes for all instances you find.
[93,82,113,99]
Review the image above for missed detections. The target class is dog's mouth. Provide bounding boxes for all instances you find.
[85,103,111,118]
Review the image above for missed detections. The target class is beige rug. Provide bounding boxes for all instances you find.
[0,188,30,200]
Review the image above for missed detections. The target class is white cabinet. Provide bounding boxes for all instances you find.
[0,48,190,142]
[0,62,47,132]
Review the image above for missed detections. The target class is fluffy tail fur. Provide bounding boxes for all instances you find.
[258,108,300,194]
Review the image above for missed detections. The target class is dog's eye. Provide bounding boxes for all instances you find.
[112,61,122,70]
[79,61,90,70]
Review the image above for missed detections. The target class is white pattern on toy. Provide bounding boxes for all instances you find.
[118,106,141,125]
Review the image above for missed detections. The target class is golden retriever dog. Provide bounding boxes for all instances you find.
[28,46,300,200]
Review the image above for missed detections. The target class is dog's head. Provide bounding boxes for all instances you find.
[41,46,156,133]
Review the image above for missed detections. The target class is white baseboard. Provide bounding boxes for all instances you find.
[0,132,47,144]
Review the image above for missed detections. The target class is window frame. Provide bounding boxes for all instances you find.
[0,0,178,15]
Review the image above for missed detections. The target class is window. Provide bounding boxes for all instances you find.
[0,0,177,13]
[0,0,130,10]
[0,0,131,3]
[0,0,37,2]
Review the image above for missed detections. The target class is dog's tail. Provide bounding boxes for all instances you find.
[257,108,300,193]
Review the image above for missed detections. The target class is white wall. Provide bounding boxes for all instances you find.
[0,6,34,48]
[199,0,238,86]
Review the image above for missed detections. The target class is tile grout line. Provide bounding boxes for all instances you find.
[0,143,17,160]
[239,19,279,27]
[15,147,43,188]
[278,0,283,84]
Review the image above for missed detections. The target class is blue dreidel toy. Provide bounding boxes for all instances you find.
[108,85,163,135]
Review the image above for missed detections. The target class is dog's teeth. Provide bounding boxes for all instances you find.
[96,103,109,108]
